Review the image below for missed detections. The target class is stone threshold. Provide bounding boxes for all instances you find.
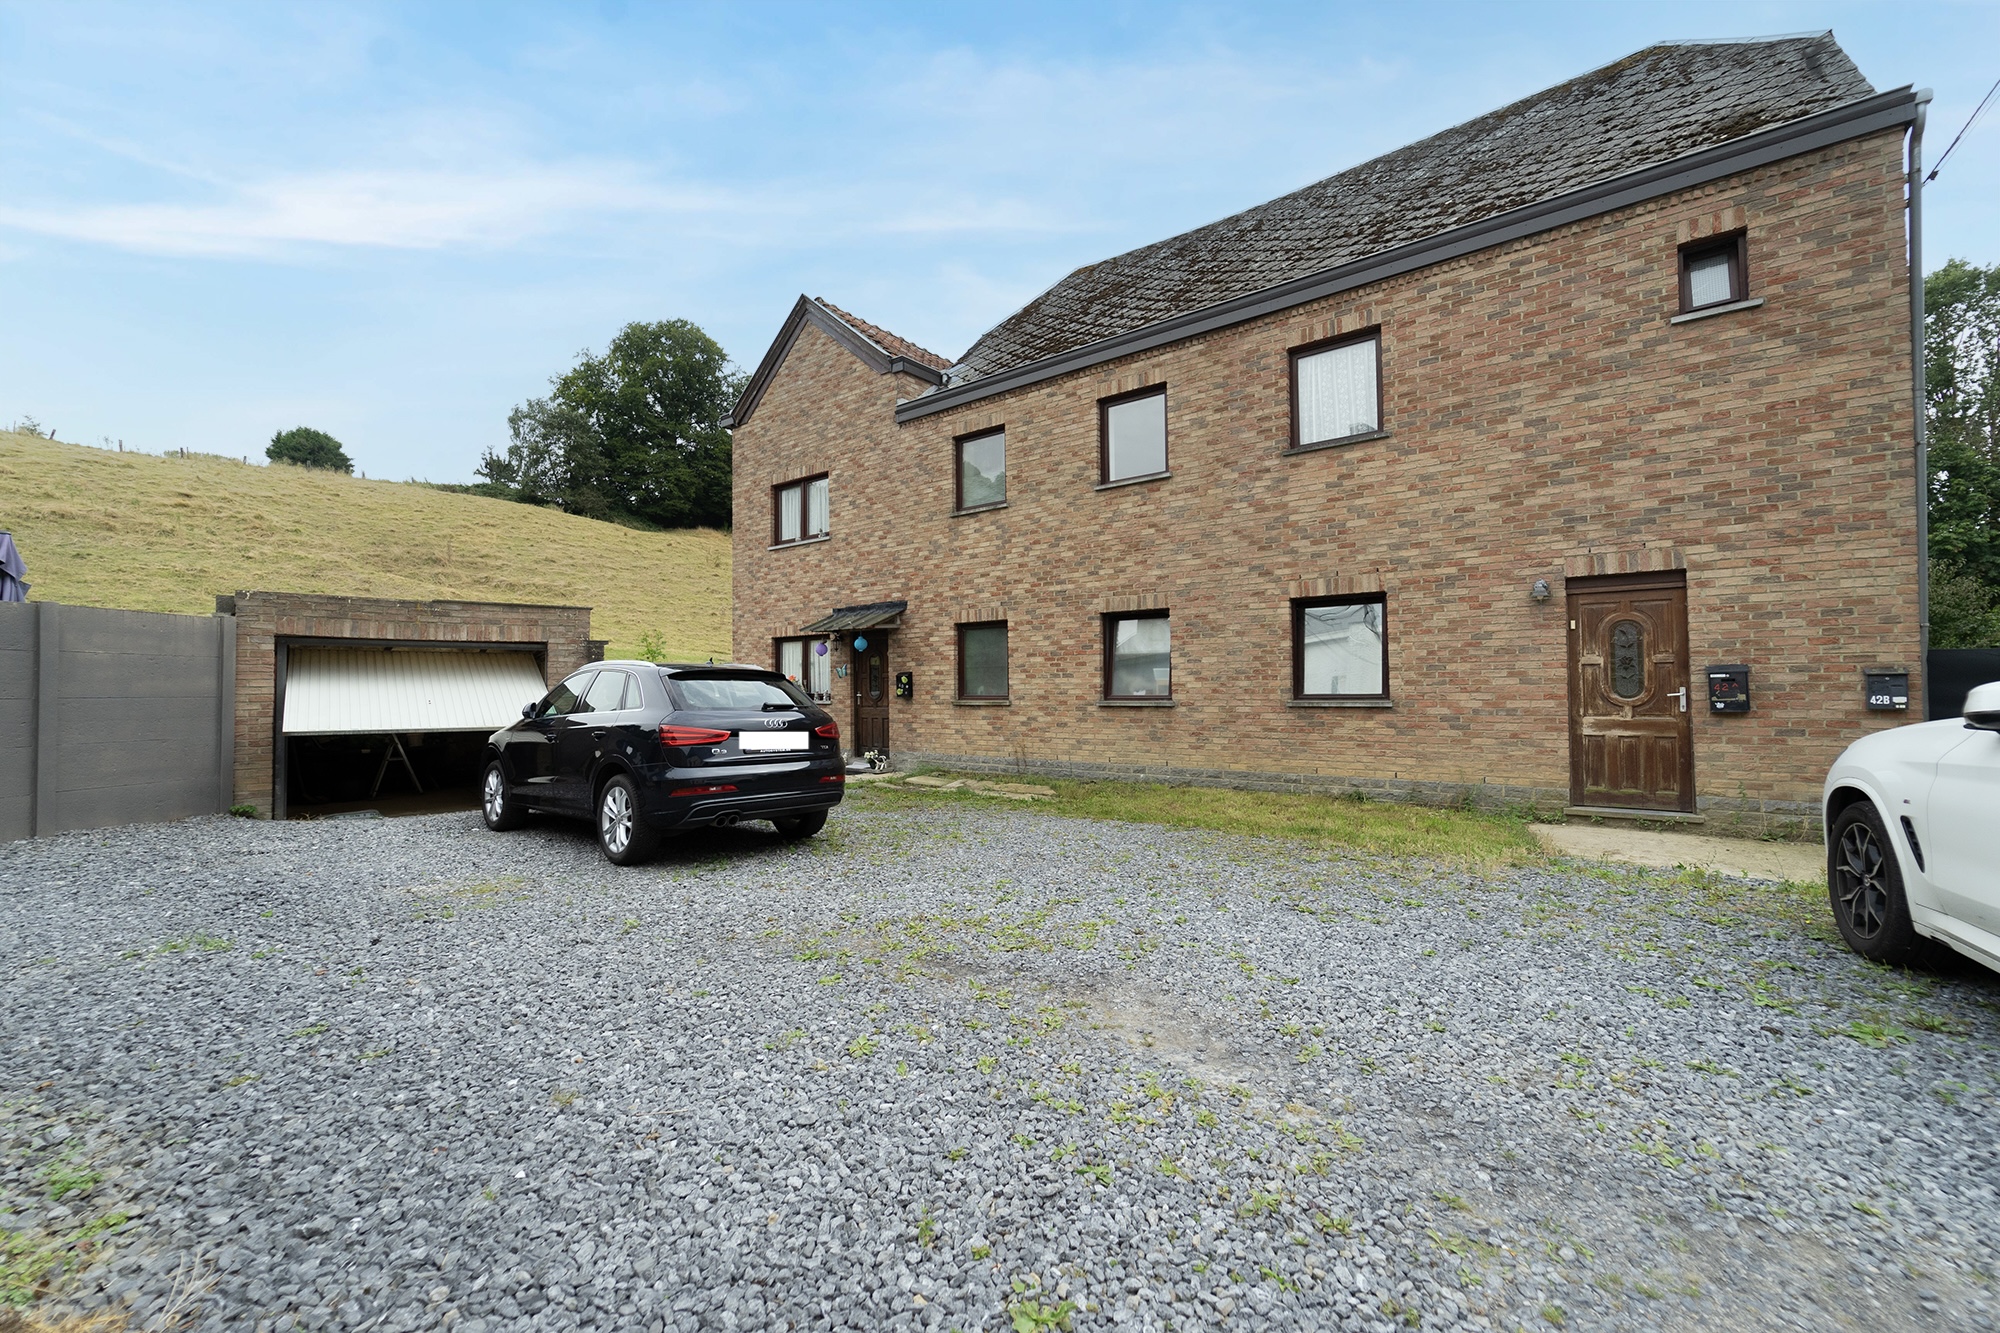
[1563,805,1706,825]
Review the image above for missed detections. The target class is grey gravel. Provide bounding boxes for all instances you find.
[3,798,1997,1333]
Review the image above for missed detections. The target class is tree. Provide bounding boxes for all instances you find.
[479,319,741,529]
[1927,259,2000,647]
[267,426,353,473]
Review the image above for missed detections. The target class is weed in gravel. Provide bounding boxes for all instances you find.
[289,1022,328,1039]
[36,1154,100,1203]
[846,1035,877,1058]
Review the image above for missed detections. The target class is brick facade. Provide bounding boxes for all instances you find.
[225,591,593,816]
[732,130,1920,832]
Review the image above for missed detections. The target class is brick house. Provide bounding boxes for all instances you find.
[728,35,1929,829]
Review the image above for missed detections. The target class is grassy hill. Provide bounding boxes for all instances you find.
[0,432,730,661]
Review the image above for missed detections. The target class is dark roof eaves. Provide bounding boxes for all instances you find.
[726,296,903,429]
[897,85,1917,426]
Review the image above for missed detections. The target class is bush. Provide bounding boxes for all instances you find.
[267,427,353,473]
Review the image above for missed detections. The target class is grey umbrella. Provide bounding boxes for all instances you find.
[0,532,29,603]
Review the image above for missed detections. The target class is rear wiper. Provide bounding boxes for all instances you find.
[762,702,800,711]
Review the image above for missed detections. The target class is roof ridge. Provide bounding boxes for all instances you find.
[811,297,952,372]
[948,33,1875,387]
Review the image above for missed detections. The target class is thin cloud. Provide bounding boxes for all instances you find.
[0,163,735,258]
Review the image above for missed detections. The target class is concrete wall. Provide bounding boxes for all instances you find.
[732,129,1918,830]
[0,602,236,841]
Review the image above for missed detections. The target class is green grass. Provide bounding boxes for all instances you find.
[0,431,728,660]
[857,773,1544,865]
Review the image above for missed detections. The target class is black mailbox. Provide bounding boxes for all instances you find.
[1706,664,1750,713]
[1864,669,1909,712]
[894,671,913,700]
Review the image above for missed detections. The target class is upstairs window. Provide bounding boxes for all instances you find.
[1099,387,1167,484]
[1679,233,1746,312]
[1293,595,1387,699]
[1103,611,1171,699]
[773,474,829,545]
[957,622,1009,699]
[1290,332,1381,449]
[956,428,1007,511]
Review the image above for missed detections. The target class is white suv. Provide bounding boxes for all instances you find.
[1823,681,2000,973]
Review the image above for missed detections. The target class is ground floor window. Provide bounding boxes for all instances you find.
[958,622,1009,698]
[1293,595,1387,699]
[1104,611,1171,699]
[775,637,833,703]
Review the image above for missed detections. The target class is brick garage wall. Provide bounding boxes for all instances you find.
[229,591,593,816]
[734,131,1918,832]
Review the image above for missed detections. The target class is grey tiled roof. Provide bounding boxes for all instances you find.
[950,34,1873,385]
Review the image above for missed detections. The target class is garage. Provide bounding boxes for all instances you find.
[280,646,548,817]
[218,591,600,820]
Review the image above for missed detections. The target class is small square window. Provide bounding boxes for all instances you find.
[1679,234,1746,312]
[1290,332,1381,449]
[772,475,829,545]
[1099,387,1167,483]
[958,622,1009,698]
[956,429,1006,511]
[1293,596,1387,699]
[1103,611,1170,699]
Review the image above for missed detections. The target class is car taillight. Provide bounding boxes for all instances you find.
[819,773,845,784]
[669,783,739,797]
[814,721,839,739]
[660,725,731,746]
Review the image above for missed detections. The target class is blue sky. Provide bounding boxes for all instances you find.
[2,2,1995,485]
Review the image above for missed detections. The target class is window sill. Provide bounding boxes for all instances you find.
[1283,428,1390,456]
[1669,297,1764,325]
[1287,698,1393,708]
[954,697,1011,706]
[952,502,1008,517]
[1095,470,1171,492]
[767,534,832,551]
[1099,698,1175,708]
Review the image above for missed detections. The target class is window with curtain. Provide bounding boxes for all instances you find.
[1293,596,1387,698]
[773,475,829,545]
[1291,334,1380,448]
[1679,234,1746,311]
[1100,388,1168,483]
[1103,612,1171,699]
[956,429,1006,511]
[775,637,833,701]
[958,622,1009,698]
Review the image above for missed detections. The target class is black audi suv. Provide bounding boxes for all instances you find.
[481,661,845,864]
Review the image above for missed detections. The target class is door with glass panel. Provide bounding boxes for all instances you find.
[1566,573,1693,812]
[853,635,891,757]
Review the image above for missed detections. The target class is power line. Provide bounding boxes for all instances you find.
[1927,75,2000,183]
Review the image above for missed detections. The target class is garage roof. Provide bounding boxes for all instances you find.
[282,648,546,735]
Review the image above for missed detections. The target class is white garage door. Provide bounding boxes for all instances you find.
[282,648,547,735]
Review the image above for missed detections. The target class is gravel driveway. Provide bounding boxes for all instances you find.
[3,800,1997,1333]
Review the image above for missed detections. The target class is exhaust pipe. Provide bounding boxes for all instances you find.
[712,811,740,828]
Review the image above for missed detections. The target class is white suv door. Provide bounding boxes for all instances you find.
[1926,720,2000,937]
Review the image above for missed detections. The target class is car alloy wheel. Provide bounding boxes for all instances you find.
[481,760,524,831]
[1826,802,1918,964]
[1834,821,1889,940]
[600,782,634,856]
[595,774,659,865]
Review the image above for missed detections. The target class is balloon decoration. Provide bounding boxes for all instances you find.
[852,636,869,651]
[814,640,828,656]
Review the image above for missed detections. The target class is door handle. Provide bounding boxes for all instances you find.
[591,729,607,739]
[1670,687,1688,712]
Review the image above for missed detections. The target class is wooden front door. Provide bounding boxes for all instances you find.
[1567,573,1694,812]
[852,634,891,757]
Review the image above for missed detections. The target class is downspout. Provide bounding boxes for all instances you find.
[1910,91,1932,707]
